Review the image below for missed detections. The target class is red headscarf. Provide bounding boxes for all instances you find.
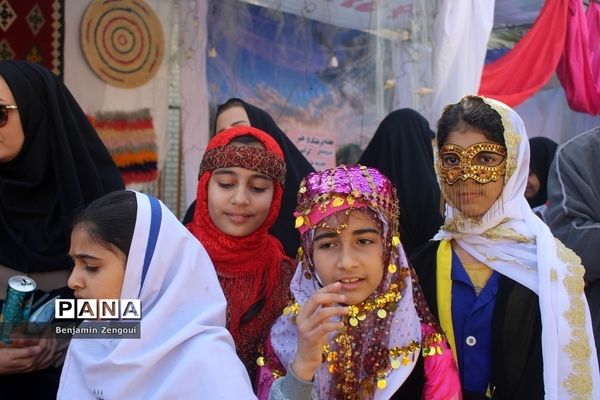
[186,125,288,346]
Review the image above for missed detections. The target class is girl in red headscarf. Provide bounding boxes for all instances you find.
[187,125,295,386]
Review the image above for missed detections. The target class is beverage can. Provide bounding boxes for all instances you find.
[0,276,36,342]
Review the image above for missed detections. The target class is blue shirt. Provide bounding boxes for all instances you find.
[451,249,500,395]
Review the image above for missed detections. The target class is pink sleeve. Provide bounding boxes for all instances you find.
[256,336,287,400]
[421,323,462,400]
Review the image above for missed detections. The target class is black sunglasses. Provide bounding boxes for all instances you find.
[0,104,17,127]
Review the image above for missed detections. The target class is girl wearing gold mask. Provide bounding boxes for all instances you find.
[411,95,599,399]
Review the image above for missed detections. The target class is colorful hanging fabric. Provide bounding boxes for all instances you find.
[91,109,159,185]
[0,0,65,76]
[479,0,569,107]
[556,0,600,115]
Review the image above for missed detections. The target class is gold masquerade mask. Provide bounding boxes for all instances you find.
[438,142,506,185]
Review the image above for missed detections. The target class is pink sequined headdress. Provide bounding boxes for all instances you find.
[294,164,400,249]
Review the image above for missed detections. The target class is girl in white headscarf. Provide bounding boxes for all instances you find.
[58,190,255,399]
[411,95,600,399]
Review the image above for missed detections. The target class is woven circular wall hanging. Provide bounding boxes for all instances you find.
[81,0,164,88]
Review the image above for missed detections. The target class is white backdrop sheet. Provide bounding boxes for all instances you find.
[431,0,495,125]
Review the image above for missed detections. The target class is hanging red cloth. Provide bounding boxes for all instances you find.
[556,0,600,115]
[589,2,600,73]
[479,0,569,107]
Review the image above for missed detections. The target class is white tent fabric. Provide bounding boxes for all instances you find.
[241,0,414,31]
[430,0,495,125]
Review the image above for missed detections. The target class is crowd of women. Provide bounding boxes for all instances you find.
[0,59,598,399]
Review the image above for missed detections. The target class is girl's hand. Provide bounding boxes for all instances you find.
[30,332,60,370]
[3,329,61,372]
[0,345,42,374]
[292,282,348,381]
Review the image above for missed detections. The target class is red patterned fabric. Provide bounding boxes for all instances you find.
[556,0,600,115]
[187,125,292,381]
[479,0,568,107]
[0,1,64,76]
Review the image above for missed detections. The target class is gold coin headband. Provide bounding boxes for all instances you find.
[438,142,507,185]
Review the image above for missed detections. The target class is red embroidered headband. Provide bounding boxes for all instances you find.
[198,125,286,184]
[199,144,286,185]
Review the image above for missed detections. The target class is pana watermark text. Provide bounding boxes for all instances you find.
[55,299,141,320]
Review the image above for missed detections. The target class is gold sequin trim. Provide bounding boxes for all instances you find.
[442,213,483,233]
[481,97,520,180]
[556,239,593,396]
[556,239,583,268]
[481,226,534,243]
[421,332,445,357]
[255,349,284,379]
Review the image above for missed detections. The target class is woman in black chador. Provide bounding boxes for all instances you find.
[0,60,123,399]
[358,108,443,256]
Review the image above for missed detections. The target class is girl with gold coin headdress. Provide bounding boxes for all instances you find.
[257,165,461,399]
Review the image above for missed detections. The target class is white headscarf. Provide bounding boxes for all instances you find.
[58,191,256,400]
[434,96,600,399]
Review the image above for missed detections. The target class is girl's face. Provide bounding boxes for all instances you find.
[525,168,541,200]
[312,210,384,305]
[68,224,127,300]
[0,75,24,162]
[439,129,505,217]
[207,165,275,237]
[215,105,250,133]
